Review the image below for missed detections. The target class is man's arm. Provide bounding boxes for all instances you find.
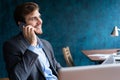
[3,41,38,80]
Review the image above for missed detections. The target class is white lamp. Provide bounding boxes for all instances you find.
[111,26,120,55]
[111,26,120,36]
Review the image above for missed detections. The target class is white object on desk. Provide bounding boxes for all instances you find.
[114,55,120,60]
[88,53,117,59]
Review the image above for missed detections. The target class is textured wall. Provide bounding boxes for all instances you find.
[1,0,120,77]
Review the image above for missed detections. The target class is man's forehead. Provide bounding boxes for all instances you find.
[26,10,40,18]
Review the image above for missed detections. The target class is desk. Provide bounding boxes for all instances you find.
[82,49,120,61]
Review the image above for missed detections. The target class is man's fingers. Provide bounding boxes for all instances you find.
[22,25,36,45]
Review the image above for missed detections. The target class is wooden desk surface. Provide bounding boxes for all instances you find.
[82,49,120,61]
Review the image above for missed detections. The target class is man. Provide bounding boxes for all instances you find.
[3,2,61,80]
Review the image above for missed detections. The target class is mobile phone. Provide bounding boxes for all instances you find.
[19,22,26,31]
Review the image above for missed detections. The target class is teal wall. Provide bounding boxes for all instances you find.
[1,0,120,77]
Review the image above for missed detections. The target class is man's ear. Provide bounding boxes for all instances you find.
[18,21,26,31]
[18,21,21,26]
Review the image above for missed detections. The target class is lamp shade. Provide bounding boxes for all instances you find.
[111,26,119,36]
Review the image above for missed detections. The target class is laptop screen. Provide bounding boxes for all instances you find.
[58,64,120,80]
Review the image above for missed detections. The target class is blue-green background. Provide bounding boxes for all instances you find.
[1,0,120,77]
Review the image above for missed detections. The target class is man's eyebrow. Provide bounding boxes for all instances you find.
[31,14,41,18]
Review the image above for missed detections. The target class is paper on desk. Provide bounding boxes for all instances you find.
[114,55,120,60]
[88,53,117,59]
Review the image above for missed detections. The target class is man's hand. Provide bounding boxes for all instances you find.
[23,25,37,46]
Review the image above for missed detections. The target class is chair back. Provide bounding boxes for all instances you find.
[62,46,74,66]
[0,78,9,80]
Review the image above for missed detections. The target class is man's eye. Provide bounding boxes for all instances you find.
[31,18,34,21]
[31,17,37,21]
[29,16,41,21]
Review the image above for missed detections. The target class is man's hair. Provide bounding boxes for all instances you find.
[14,2,39,25]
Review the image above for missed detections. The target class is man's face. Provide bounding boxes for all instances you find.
[25,9,43,34]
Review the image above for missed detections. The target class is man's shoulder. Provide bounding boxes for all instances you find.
[39,38,51,46]
[40,38,48,43]
[4,32,22,43]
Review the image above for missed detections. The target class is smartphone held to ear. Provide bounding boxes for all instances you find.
[19,22,26,30]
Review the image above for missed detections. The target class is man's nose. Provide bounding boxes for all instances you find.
[37,18,42,24]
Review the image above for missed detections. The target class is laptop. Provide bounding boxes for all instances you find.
[58,64,120,80]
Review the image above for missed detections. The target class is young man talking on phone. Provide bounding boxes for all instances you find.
[3,2,61,80]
